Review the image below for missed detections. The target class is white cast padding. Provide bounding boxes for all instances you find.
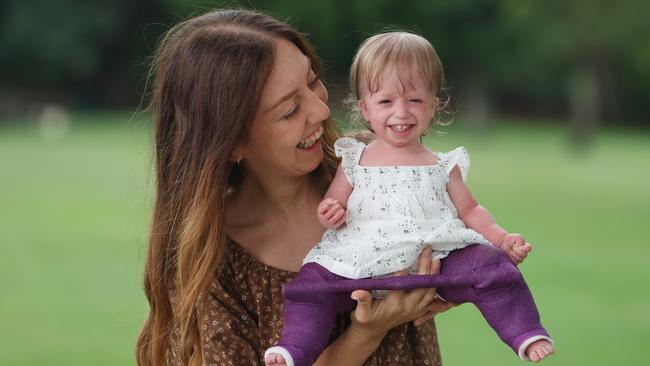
[264,346,295,366]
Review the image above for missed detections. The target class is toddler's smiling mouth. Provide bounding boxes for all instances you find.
[388,124,415,133]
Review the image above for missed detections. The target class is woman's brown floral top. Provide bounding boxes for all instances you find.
[182,240,443,365]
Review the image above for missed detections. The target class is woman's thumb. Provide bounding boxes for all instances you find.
[351,290,372,323]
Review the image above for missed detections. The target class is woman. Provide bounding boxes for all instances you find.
[136,9,453,366]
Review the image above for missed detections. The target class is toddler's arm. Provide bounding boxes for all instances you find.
[317,164,353,229]
[446,166,532,264]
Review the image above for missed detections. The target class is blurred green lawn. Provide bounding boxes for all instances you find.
[1,114,648,365]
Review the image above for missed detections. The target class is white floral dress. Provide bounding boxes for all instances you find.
[303,137,491,279]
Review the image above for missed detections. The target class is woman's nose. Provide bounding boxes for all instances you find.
[306,89,330,124]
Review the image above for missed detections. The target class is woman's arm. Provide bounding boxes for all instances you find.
[447,166,531,263]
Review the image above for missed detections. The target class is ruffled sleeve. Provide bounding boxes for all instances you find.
[334,137,365,186]
[441,146,470,183]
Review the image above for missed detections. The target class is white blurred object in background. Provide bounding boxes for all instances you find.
[39,104,70,139]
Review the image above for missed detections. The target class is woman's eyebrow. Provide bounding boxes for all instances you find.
[265,90,298,114]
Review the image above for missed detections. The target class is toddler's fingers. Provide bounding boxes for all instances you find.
[514,248,529,259]
[317,200,334,215]
[511,253,524,264]
[317,204,328,216]
[332,214,346,228]
[324,198,338,205]
[323,205,343,220]
[514,235,525,246]
[514,244,531,257]
[502,236,515,251]
[329,209,346,225]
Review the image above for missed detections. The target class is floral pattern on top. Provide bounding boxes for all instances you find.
[304,137,491,279]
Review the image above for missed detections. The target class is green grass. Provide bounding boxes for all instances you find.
[1,114,648,365]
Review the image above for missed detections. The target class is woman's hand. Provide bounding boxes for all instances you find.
[412,251,456,326]
[349,247,456,339]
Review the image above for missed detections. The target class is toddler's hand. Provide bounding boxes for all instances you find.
[317,198,347,229]
[499,233,532,265]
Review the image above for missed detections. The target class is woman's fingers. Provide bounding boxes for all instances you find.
[417,246,433,275]
[430,258,441,275]
[413,311,435,326]
[408,248,437,312]
[413,298,458,326]
[351,290,373,324]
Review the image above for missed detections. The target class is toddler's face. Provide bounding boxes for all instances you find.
[359,68,438,149]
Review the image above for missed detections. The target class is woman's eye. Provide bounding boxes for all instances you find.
[281,103,300,120]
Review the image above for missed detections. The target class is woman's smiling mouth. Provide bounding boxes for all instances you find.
[297,125,324,149]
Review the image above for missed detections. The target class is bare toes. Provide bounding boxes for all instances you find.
[530,350,540,362]
[265,354,286,366]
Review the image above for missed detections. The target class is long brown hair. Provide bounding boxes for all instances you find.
[136,9,339,366]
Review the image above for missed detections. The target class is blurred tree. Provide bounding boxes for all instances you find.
[499,0,650,144]
[0,0,171,109]
[0,0,647,128]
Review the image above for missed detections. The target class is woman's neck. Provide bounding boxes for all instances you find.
[232,171,319,222]
[225,171,325,272]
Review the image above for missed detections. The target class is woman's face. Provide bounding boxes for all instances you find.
[240,39,330,180]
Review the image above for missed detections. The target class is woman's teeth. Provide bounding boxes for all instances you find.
[297,125,324,149]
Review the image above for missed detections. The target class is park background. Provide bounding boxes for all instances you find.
[1,0,648,365]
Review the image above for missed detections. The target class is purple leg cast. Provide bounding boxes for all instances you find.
[277,244,550,366]
[276,263,357,366]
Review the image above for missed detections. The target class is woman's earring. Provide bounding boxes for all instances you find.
[232,153,243,165]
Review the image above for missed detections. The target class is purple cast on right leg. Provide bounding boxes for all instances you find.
[276,263,356,366]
